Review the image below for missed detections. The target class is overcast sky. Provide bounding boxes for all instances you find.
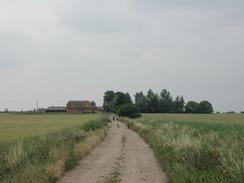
[0,0,244,112]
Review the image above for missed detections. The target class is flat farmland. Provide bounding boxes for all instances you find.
[142,113,244,125]
[125,113,244,183]
[0,113,102,140]
[0,113,108,183]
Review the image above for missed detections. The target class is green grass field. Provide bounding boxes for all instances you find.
[142,113,244,125]
[124,113,244,183]
[0,113,102,140]
[0,113,109,183]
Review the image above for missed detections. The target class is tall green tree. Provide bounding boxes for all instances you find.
[185,101,199,113]
[91,101,96,107]
[197,101,214,114]
[103,90,116,112]
[173,96,185,113]
[159,89,174,113]
[146,89,160,113]
[134,92,147,113]
[103,91,132,112]
[111,92,132,111]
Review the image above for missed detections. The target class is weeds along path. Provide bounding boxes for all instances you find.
[58,120,167,183]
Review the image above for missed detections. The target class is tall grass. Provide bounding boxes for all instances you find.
[124,118,244,183]
[0,117,110,183]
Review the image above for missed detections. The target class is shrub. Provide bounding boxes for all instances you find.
[116,103,141,118]
[197,101,214,114]
[64,150,80,171]
[82,117,109,131]
[185,101,199,113]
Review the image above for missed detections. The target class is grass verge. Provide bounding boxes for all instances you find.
[0,116,110,183]
[123,118,244,183]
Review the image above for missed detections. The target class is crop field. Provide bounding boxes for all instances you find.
[124,114,244,183]
[2,113,244,183]
[0,113,109,183]
[142,113,244,125]
[0,113,102,141]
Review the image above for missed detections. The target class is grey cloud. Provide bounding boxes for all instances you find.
[0,0,244,112]
[139,0,244,9]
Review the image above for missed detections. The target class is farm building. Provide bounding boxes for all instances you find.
[66,101,96,113]
[95,106,104,113]
[46,106,66,113]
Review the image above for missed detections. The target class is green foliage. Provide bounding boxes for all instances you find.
[124,115,244,183]
[197,101,214,114]
[145,89,160,113]
[103,91,132,112]
[173,96,185,113]
[64,150,80,171]
[134,89,185,113]
[82,117,110,131]
[111,92,132,111]
[185,101,199,113]
[159,89,174,113]
[103,91,132,113]
[116,103,141,118]
[185,101,213,114]
[103,91,116,112]
[105,89,214,114]
[134,92,147,113]
[91,101,96,107]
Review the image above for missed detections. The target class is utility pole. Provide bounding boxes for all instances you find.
[36,98,39,111]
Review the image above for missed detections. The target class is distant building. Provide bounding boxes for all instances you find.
[66,101,95,113]
[95,106,104,113]
[46,106,67,113]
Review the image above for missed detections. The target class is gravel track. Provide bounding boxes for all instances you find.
[58,120,167,183]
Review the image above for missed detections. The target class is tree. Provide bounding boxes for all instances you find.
[116,103,141,118]
[134,92,147,113]
[197,101,213,114]
[103,91,132,112]
[185,101,199,113]
[146,89,160,113]
[159,89,174,113]
[103,90,116,112]
[111,92,132,111]
[173,96,185,113]
[91,101,96,107]
[185,100,213,114]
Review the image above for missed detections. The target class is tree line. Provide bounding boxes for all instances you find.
[134,89,213,114]
[103,91,140,118]
[103,89,214,117]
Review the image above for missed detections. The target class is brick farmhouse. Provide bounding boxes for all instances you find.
[66,100,96,113]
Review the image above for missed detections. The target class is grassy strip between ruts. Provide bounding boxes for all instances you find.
[122,118,244,183]
[0,116,110,183]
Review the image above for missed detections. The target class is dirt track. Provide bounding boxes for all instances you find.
[58,120,167,183]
